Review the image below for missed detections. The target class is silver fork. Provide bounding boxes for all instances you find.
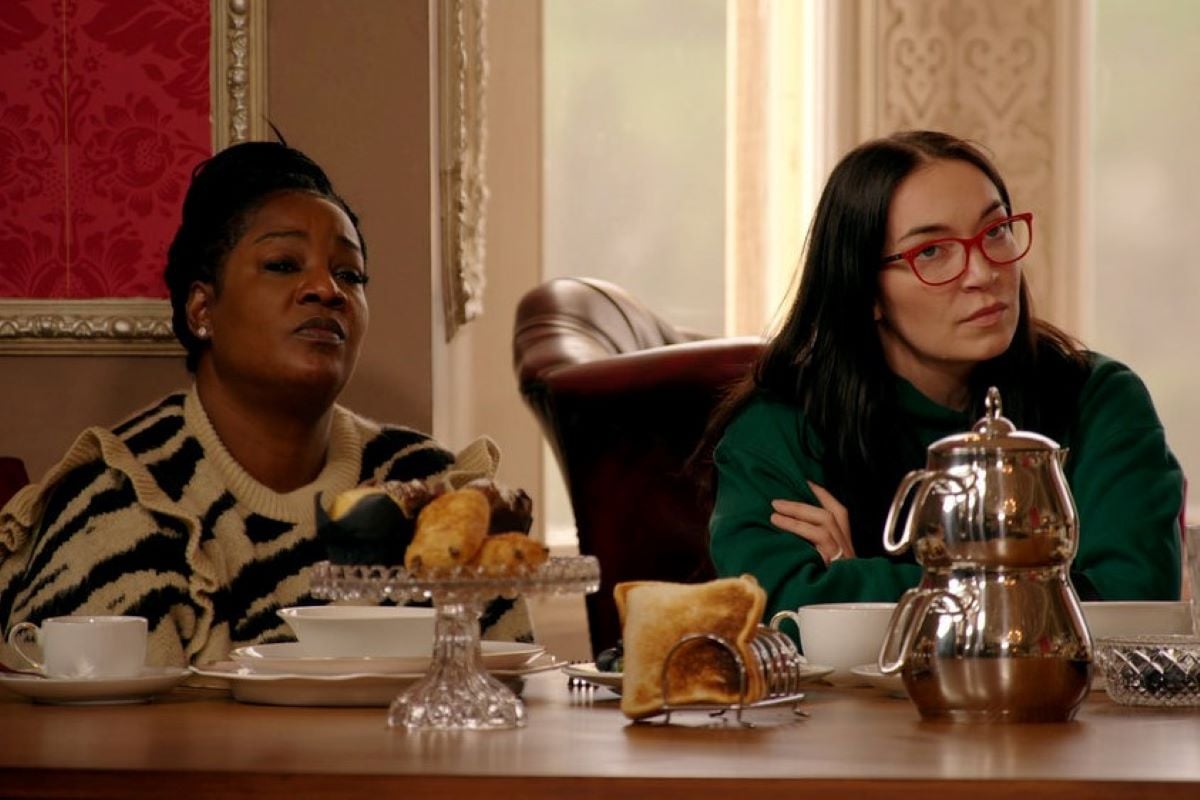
[565,664,601,707]
[564,660,597,691]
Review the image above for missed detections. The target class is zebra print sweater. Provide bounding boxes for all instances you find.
[0,388,531,666]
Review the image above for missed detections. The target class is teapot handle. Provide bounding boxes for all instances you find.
[882,469,934,555]
[877,587,961,676]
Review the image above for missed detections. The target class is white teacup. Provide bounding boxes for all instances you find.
[770,602,896,682]
[6,615,148,679]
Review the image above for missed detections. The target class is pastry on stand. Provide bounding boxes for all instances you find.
[313,485,599,731]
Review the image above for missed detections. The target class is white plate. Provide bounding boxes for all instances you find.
[230,640,545,675]
[192,653,563,707]
[561,660,837,695]
[0,667,189,705]
[849,663,907,697]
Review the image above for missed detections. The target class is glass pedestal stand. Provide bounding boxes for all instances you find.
[392,597,522,729]
[311,555,600,731]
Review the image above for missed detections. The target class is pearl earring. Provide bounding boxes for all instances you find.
[196,325,208,339]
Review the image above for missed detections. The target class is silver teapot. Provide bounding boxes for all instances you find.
[878,387,1092,722]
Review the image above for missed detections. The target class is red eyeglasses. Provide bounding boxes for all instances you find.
[881,212,1033,286]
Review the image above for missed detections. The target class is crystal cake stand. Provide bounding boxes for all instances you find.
[311,555,600,731]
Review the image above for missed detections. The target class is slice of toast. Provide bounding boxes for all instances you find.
[615,575,766,720]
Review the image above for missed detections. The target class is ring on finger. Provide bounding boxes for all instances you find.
[828,548,845,564]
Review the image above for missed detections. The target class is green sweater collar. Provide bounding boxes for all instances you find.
[894,377,973,447]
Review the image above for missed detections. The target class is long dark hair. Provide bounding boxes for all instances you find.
[698,130,1089,556]
[163,141,366,371]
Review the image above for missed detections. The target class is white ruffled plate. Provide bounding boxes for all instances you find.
[230,640,545,675]
[0,667,189,705]
[192,653,563,707]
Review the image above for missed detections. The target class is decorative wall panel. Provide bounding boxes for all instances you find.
[0,0,266,354]
[439,0,489,343]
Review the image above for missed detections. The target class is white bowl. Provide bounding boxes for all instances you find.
[278,605,436,658]
[779,602,896,680]
[1081,601,1193,641]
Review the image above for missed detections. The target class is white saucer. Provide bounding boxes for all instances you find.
[193,652,563,707]
[849,663,907,697]
[795,661,838,683]
[230,640,545,676]
[0,667,190,705]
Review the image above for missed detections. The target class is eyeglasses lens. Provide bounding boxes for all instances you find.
[980,217,1031,264]
[914,217,1031,284]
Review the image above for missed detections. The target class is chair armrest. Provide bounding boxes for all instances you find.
[530,337,763,398]
[0,456,30,508]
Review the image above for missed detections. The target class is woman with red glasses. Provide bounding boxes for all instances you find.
[702,130,1183,624]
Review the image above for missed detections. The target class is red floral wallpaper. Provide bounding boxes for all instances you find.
[0,0,210,300]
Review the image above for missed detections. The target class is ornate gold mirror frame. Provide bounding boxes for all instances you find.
[438,0,489,342]
[0,0,267,356]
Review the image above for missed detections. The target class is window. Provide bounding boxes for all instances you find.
[1090,0,1200,519]
[542,0,728,547]
[543,0,726,334]
[540,1,812,547]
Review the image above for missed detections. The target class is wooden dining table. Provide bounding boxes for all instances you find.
[2,671,1199,800]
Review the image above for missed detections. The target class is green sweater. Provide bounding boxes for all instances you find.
[710,356,1184,621]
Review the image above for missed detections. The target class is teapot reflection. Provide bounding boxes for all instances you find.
[879,387,1092,722]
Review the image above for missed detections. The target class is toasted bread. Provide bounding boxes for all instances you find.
[615,575,766,719]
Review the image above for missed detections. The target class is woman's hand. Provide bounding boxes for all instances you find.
[770,481,855,566]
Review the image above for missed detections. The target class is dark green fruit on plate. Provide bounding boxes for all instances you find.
[315,488,415,566]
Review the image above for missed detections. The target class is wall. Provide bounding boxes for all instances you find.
[270,0,544,504]
[0,355,185,478]
[1,0,438,479]
[3,1,546,508]
[436,1,544,526]
[0,0,210,478]
[269,0,435,434]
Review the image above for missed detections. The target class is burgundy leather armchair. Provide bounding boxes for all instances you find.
[0,457,30,509]
[513,277,763,657]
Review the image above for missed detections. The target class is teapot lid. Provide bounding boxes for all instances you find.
[929,386,1061,454]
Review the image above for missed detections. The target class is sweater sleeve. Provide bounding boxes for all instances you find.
[709,399,922,625]
[1066,357,1184,600]
[0,460,193,667]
